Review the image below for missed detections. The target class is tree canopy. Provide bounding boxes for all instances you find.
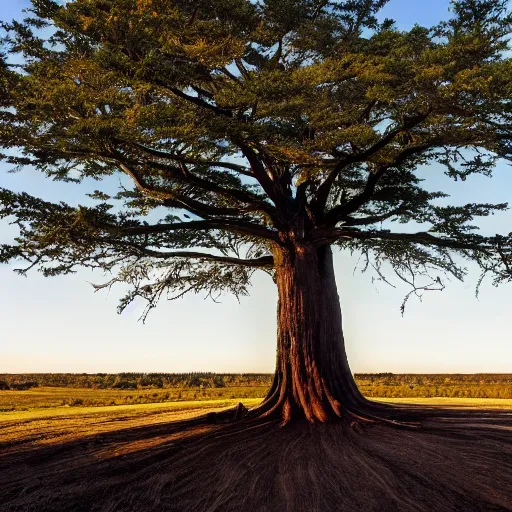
[1,0,511,318]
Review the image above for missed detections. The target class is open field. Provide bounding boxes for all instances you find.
[0,398,262,456]
[0,390,509,454]
[1,373,511,412]
[0,382,511,511]
[1,384,511,414]
[0,398,263,422]
[0,394,511,512]
[371,397,512,408]
[0,386,268,412]
[0,391,510,454]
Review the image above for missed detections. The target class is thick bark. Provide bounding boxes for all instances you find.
[251,244,369,424]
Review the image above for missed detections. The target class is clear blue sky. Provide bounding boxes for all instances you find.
[1,0,511,374]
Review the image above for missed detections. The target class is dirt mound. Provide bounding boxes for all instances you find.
[0,409,511,512]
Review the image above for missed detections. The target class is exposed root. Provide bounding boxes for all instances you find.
[346,409,421,431]
[203,402,248,424]
[243,392,423,430]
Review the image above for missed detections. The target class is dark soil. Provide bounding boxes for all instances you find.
[0,407,511,512]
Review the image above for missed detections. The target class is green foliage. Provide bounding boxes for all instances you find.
[0,0,511,315]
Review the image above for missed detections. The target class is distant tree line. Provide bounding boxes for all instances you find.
[0,373,510,399]
[356,373,512,399]
[356,373,512,385]
[0,373,273,390]
[0,380,39,391]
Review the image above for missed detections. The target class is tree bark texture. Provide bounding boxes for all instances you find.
[252,244,368,424]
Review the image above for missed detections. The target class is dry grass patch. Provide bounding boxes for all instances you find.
[373,397,512,408]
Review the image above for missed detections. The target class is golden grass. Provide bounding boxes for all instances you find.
[0,397,263,422]
[373,397,512,408]
[0,398,262,455]
[0,394,510,460]
[0,386,268,412]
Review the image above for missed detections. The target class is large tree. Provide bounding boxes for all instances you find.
[1,0,511,424]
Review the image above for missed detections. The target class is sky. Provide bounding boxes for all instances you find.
[0,0,511,375]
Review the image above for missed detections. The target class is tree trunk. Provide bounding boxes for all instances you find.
[251,244,368,424]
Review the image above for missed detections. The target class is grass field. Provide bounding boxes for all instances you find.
[2,386,512,416]
[371,397,512,408]
[0,398,261,453]
[0,386,268,412]
[1,387,510,455]
[1,389,511,512]
[0,398,263,422]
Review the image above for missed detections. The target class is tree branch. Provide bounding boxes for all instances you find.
[236,141,284,208]
[323,141,434,226]
[131,143,255,177]
[98,218,278,241]
[314,227,494,253]
[115,160,266,222]
[110,148,273,217]
[163,83,233,118]
[118,245,275,268]
[343,206,406,226]
[313,112,431,216]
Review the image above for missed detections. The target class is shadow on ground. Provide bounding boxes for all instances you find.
[0,407,511,512]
